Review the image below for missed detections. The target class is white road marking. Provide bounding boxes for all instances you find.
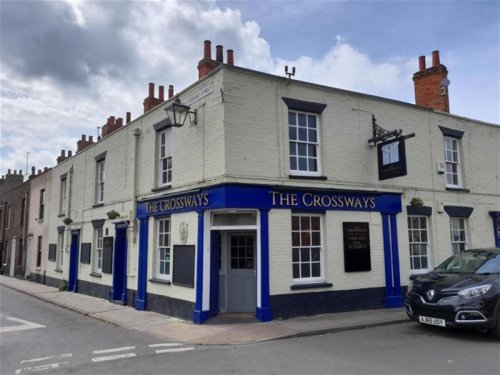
[154,347,195,354]
[20,353,72,364]
[91,353,136,363]
[92,346,135,354]
[15,361,69,374]
[0,316,46,333]
[148,343,182,348]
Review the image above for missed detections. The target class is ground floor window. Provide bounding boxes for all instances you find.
[94,228,103,273]
[450,217,468,254]
[56,232,64,269]
[36,236,42,268]
[291,214,322,282]
[156,217,171,280]
[408,216,430,272]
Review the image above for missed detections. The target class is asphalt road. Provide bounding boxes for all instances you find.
[1,285,499,375]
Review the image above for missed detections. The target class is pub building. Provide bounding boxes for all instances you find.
[41,41,499,324]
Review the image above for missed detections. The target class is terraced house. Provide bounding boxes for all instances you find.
[6,41,500,324]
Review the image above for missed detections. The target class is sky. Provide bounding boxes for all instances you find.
[1,0,499,177]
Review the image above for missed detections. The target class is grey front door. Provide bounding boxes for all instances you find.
[227,233,256,312]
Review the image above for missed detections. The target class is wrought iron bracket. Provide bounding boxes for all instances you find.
[368,115,403,145]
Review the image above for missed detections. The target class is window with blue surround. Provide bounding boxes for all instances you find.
[289,111,320,175]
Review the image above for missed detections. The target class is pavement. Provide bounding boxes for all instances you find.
[0,275,409,345]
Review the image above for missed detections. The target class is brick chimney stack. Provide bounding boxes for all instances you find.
[198,40,227,79]
[101,116,125,137]
[413,50,450,113]
[143,83,165,113]
[76,134,95,152]
[57,150,69,164]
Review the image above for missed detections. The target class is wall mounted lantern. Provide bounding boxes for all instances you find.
[164,98,197,127]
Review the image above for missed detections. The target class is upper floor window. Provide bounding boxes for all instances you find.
[158,128,172,187]
[444,137,461,188]
[96,159,105,204]
[59,176,67,215]
[289,111,320,175]
[39,189,46,221]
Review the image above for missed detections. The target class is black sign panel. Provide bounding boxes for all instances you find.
[80,243,92,264]
[377,137,407,180]
[173,245,195,288]
[343,222,371,272]
[102,237,114,274]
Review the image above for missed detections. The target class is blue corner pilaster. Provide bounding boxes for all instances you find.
[193,210,209,324]
[135,218,148,310]
[382,213,404,308]
[489,212,500,248]
[256,209,272,322]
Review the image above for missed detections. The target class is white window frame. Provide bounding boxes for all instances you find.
[156,217,171,280]
[157,128,172,187]
[450,217,468,254]
[94,228,103,273]
[56,231,64,269]
[444,137,462,188]
[288,111,321,176]
[291,213,324,284]
[59,177,67,215]
[407,215,431,273]
[96,159,105,203]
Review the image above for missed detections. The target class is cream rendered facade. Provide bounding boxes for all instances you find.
[42,62,499,323]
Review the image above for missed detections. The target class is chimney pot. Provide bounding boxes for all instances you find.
[31,166,35,174]
[168,85,174,99]
[203,40,212,59]
[418,55,426,71]
[110,116,115,124]
[89,135,94,142]
[68,150,72,157]
[44,167,48,172]
[148,82,155,97]
[216,45,223,63]
[8,169,11,174]
[227,49,234,66]
[61,150,65,157]
[38,169,41,175]
[116,118,123,126]
[159,85,164,101]
[126,112,131,124]
[432,50,440,67]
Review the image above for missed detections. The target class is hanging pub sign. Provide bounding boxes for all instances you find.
[343,222,371,272]
[367,115,414,181]
[377,137,407,180]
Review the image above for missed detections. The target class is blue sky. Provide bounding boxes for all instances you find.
[1,0,499,176]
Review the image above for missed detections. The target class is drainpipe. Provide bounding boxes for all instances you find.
[22,189,29,278]
[132,128,141,244]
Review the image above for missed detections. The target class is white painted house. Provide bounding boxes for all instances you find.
[42,41,500,323]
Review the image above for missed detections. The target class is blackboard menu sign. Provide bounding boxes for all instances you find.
[343,222,371,272]
[173,245,195,288]
[102,236,114,274]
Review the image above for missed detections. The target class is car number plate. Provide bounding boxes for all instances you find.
[419,315,446,327]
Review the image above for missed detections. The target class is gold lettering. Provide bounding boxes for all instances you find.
[270,191,280,206]
[320,195,331,207]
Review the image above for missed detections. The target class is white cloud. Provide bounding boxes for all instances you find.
[2,0,496,177]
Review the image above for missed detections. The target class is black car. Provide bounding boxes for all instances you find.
[405,248,500,339]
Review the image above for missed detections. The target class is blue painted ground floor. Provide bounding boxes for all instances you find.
[50,183,500,324]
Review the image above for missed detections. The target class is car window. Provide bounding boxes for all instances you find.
[475,254,500,274]
[434,251,497,274]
